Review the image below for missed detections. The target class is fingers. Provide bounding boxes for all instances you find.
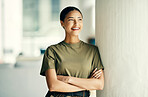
[94,71,102,78]
[92,71,102,78]
[91,68,102,79]
[90,68,97,77]
[92,68,97,74]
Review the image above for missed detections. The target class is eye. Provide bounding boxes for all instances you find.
[68,19,74,21]
[79,18,82,21]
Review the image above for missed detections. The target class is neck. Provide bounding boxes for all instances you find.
[64,33,80,44]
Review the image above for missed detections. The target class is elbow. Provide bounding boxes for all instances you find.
[47,81,57,92]
[98,85,104,90]
[48,80,60,92]
[97,82,104,90]
[46,79,59,92]
[96,85,104,90]
[48,84,55,92]
[49,88,55,92]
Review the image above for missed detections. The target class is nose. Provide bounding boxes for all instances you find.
[74,20,78,25]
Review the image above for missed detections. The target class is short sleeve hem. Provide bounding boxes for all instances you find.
[40,47,56,76]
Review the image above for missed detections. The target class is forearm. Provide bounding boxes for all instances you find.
[48,79,86,92]
[57,69,104,90]
[68,77,104,90]
[45,69,86,92]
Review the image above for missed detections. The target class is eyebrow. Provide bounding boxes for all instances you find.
[67,17,74,19]
[67,17,82,19]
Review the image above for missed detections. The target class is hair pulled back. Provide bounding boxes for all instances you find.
[60,6,83,22]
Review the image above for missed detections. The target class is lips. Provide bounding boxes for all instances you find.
[72,27,80,30]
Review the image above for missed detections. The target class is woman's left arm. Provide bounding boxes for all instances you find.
[57,69,104,90]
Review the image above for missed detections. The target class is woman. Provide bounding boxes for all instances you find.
[40,6,104,97]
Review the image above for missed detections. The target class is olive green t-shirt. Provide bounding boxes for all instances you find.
[40,40,104,78]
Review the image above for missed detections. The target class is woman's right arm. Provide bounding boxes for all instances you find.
[45,69,86,92]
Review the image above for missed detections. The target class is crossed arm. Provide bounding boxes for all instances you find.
[45,68,104,92]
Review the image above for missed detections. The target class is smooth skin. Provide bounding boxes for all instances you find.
[45,10,104,92]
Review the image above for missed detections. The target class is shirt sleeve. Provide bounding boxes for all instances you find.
[40,46,56,76]
[91,46,104,71]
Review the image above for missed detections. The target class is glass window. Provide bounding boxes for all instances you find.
[23,0,39,36]
[23,0,60,37]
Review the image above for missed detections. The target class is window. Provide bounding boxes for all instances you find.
[23,0,39,34]
[23,0,60,37]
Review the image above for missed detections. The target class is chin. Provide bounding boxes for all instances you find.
[72,32,80,36]
[66,31,81,36]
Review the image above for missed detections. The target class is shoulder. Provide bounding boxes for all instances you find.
[81,41,99,51]
[45,41,64,52]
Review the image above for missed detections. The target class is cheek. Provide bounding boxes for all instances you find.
[65,23,73,29]
[80,23,83,28]
[81,23,83,27]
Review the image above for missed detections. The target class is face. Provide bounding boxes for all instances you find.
[60,10,83,36]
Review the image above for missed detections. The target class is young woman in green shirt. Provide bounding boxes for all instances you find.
[40,6,104,97]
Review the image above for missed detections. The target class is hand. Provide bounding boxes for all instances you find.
[57,75,70,83]
[90,68,102,79]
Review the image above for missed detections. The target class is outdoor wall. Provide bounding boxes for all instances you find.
[0,0,2,62]
[96,0,148,97]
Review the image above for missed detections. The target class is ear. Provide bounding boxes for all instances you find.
[60,20,64,28]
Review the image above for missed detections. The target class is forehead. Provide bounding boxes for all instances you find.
[65,10,82,18]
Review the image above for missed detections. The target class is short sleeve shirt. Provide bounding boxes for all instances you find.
[40,40,104,78]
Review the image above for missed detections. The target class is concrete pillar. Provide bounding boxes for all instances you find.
[2,0,22,63]
[96,0,148,97]
[39,0,51,30]
[0,0,3,62]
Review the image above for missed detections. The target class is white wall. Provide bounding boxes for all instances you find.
[96,0,148,97]
[0,0,3,62]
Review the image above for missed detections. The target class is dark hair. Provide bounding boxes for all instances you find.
[60,6,83,22]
